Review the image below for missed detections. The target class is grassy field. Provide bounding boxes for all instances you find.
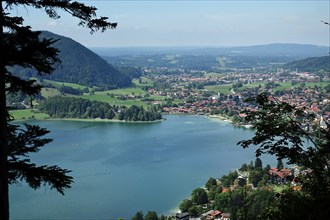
[132,77,154,87]
[164,55,179,64]
[81,94,147,107]
[82,89,168,107]
[273,81,328,91]
[100,87,146,96]
[203,81,329,95]
[274,82,292,91]
[304,81,329,88]
[204,84,233,94]
[40,79,166,107]
[44,79,92,90]
[41,87,61,98]
[204,72,227,78]
[272,184,290,193]
[10,109,49,120]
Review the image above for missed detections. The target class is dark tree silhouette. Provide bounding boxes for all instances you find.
[321,20,329,25]
[0,1,116,219]
[7,120,73,194]
[238,93,330,219]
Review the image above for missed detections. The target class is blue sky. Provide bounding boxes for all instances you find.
[12,0,330,47]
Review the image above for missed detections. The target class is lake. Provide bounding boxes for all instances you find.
[10,115,273,220]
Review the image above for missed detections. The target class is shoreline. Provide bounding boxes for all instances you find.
[207,114,233,123]
[28,117,165,123]
[207,114,253,129]
[12,111,253,127]
[10,109,165,123]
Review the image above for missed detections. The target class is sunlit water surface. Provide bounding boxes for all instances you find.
[10,115,273,219]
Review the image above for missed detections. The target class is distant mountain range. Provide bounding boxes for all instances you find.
[15,31,131,89]
[92,43,329,58]
[13,33,329,86]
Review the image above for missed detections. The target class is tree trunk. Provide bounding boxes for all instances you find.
[0,1,10,219]
[0,73,9,220]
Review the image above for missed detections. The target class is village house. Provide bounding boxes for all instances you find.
[269,168,293,184]
[176,212,190,220]
[220,213,230,220]
[200,210,222,220]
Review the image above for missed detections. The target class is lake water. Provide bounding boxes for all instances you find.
[10,115,272,220]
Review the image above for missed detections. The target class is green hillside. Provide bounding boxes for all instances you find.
[284,56,330,72]
[14,31,132,89]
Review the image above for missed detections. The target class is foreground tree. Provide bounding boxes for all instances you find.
[179,199,193,213]
[191,187,208,205]
[0,1,116,219]
[144,211,159,220]
[238,93,330,219]
[131,211,145,220]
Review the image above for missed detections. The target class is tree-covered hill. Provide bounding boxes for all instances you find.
[105,54,293,72]
[13,31,132,89]
[284,56,330,73]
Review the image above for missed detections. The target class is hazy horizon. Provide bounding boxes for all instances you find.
[11,1,330,48]
[89,43,330,49]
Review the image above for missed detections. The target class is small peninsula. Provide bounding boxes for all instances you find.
[37,96,163,122]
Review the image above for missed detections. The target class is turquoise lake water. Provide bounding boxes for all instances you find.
[10,115,273,220]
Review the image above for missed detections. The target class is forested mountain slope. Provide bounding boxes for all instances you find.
[284,56,330,72]
[14,31,131,89]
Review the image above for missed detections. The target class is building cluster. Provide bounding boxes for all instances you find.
[176,210,230,220]
[174,165,314,220]
[145,68,329,129]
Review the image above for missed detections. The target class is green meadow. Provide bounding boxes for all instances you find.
[41,87,61,98]
[81,94,148,107]
[39,79,166,108]
[204,81,329,95]
[10,109,49,120]
[43,79,92,90]
[133,77,154,87]
[204,84,233,94]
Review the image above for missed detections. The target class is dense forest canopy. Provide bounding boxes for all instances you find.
[38,96,162,121]
[106,54,295,72]
[284,55,330,73]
